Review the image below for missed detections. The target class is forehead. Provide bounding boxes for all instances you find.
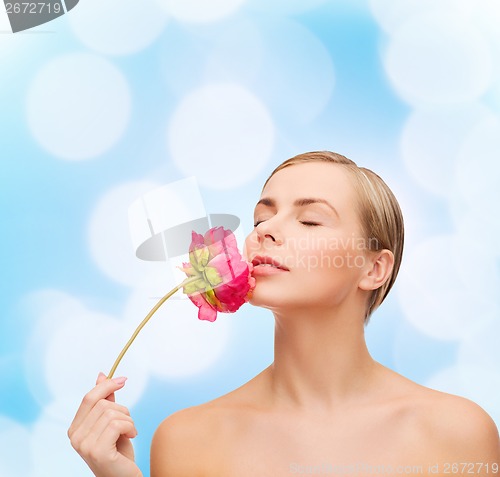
[261,162,356,205]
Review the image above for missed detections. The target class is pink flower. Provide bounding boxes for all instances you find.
[106,225,254,379]
[178,226,256,322]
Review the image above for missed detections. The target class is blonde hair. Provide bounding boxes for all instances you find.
[262,151,404,324]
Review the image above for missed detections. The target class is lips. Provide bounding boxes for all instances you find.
[251,255,289,271]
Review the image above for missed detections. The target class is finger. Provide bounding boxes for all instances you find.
[94,419,138,455]
[69,376,127,434]
[68,399,133,451]
[103,419,138,441]
[74,399,130,441]
[96,372,118,402]
[95,372,117,403]
[89,409,136,444]
[95,371,107,385]
[85,400,132,433]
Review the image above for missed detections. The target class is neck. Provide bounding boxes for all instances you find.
[267,303,379,413]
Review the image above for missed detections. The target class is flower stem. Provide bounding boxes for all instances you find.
[106,276,198,379]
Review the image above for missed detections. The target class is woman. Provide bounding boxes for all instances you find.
[68,151,500,476]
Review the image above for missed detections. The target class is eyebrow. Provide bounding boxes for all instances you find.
[255,197,339,218]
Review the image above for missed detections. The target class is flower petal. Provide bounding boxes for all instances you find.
[189,231,205,252]
[187,292,218,321]
[180,226,255,318]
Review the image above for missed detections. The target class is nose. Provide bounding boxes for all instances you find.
[254,219,283,246]
[244,220,283,260]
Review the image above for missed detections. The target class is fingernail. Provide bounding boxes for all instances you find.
[98,371,105,378]
[112,376,127,385]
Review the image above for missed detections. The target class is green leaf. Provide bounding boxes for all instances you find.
[189,247,210,271]
[183,278,205,295]
[203,266,222,287]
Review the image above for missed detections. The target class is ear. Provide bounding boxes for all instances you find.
[358,249,394,292]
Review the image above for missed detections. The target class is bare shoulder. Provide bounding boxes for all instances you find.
[150,404,208,477]
[431,391,499,455]
[150,384,256,477]
[150,399,228,477]
[414,386,500,463]
[375,365,499,466]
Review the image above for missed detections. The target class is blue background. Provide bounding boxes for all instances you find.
[1,0,500,475]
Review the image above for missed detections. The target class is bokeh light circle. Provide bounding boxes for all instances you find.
[397,235,496,340]
[123,288,231,378]
[23,290,148,413]
[469,0,500,69]
[0,417,32,477]
[26,53,131,160]
[44,309,149,410]
[168,83,274,189]
[256,18,335,124]
[455,114,500,227]
[30,408,99,477]
[204,18,264,86]
[154,0,246,23]
[69,0,168,55]
[458,319,500,377]
[451,209,500,261]
[369,0,472,35]
[23,289,87,408]
[401,103,495,197]
[248,0,328,15]
[383,10,493,106]
[88,180,161,286]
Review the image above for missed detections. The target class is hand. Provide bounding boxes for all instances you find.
[68,372,143,477]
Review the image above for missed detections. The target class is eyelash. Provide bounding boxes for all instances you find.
[253,220,320,228]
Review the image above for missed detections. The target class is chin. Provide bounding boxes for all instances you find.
[248,289,281,309]
[247,287,300,311]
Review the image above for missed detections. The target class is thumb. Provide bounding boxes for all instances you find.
[96,371,108,385]
[96,371,117,402]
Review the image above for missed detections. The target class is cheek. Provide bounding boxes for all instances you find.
[294,240,347,271]
[295,249,362,307]
[296,244,364,286]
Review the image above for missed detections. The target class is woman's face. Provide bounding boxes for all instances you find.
[244,162,373,312]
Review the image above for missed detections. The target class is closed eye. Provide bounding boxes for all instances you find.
[300,222,320,227]
[253,220,320,227]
